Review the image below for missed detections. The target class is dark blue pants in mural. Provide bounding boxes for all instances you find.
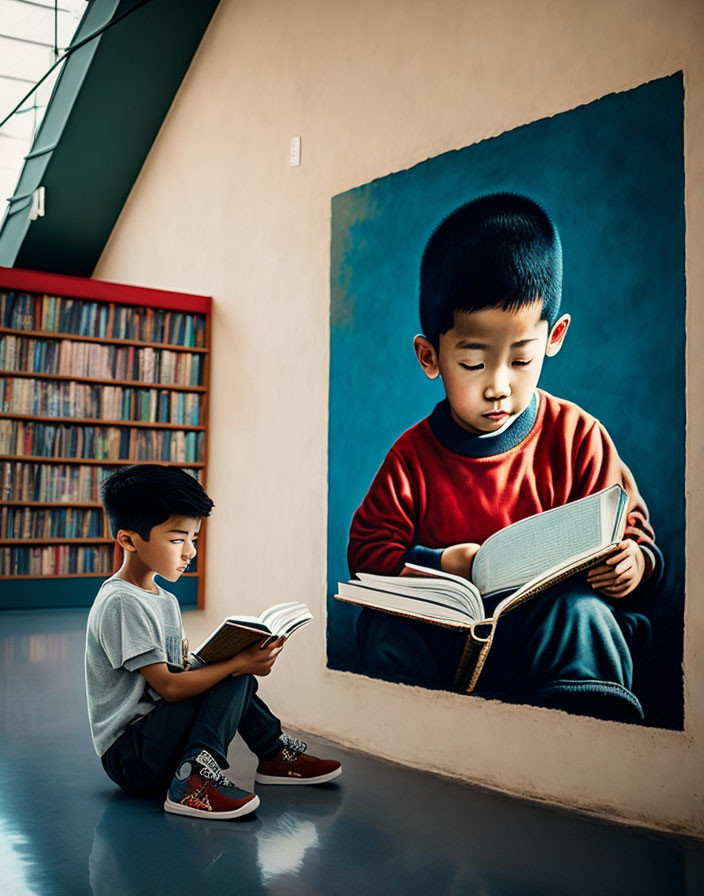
[355,577,651,722]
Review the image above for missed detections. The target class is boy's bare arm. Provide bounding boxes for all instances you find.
[439,542,481,579]
[398,543,481,580]
[139,638,285,702]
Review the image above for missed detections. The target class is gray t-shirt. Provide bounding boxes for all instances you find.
[85,576,184,756]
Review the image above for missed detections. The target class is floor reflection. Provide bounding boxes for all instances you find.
[87,783,345,894]
[256,811,320,880]
[89,791,262,895]
[0,815,41,896]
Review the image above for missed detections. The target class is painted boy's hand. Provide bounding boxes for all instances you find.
[235,637,285,677]
[441,542,481,580]
[586,540,646,598]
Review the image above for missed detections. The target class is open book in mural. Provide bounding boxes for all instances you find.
[338,486,629,692]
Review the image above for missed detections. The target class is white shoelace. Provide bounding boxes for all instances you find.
[280,734,307,762]
[195,750,233,787]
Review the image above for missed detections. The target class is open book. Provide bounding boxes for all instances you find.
[336,484,628,692]
[192,601,313,665]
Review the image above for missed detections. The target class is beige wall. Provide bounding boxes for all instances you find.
[95,0,704,836]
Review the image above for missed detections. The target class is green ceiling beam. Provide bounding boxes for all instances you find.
[0,0,220,276]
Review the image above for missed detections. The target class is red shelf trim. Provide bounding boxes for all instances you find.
[0,266,212,315]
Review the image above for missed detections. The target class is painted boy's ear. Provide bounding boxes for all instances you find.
[545,314,571,358]
[413,335,440,380]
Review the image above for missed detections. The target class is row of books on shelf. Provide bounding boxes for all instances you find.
[0,421,206,463]
[0,335,203,386]
[1,291,207,347]
[0,544,114,576]
[1,461,200,503]
[1,507,106,540]
[2,378,202,426]
[1,461,109,502]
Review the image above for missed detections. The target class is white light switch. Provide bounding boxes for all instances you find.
[290,136,301,167]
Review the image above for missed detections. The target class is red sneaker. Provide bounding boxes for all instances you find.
[164,750,260,819]
[255,735,342,785]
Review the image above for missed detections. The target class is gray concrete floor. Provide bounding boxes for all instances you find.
[1,608,703,895]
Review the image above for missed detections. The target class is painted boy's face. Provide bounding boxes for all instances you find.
[435,303,550,435]
[131,515,201,582]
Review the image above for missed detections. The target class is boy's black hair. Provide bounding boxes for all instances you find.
[419,192,563,346]
[101,464,214,540]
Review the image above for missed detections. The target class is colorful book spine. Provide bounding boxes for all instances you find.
[1,507,105,539]
[1,335,203,387]
[1,291,206,347]
[1,420,204,461]
[0,378,201,424]
[0,544,114,576]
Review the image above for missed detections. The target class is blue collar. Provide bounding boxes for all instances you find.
[428,392,539,458]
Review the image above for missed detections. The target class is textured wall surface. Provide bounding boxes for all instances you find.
[95,0,704,835]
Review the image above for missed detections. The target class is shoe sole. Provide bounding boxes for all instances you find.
[254,766,342,785]
[163,793,260,819]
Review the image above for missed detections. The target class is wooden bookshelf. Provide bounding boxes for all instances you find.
[0,266,212,610]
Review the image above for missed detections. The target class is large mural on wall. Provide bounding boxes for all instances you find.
[327,74,685,729]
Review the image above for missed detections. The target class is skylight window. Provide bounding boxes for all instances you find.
[0,0,86,223]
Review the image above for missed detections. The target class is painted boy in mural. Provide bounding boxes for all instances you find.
[348,193,663,722]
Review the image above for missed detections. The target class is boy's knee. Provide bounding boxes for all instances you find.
[571,592,615,619]
[526,588,633,669]
[550,589,620,632]
[213,672,258,699]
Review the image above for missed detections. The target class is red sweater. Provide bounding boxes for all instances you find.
[348,390,659,580]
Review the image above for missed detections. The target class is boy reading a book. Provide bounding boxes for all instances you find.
[348,193,662,721]
[86,464,341,821]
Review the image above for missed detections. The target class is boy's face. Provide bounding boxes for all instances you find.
[129,515,201,582]
[416,301,568,435]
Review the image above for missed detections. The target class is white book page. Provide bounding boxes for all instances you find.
[258,602,312,636]
[601,485,625,541]
[356,571,483,619]
[337,582,475,625]
[472,485,623,597]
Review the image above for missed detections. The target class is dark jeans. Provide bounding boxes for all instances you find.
[356,578,651,722]
[102,674,282,794]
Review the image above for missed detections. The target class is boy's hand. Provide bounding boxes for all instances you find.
[235,637,285,677]
[441,542,481,579]
[586,540,646,598]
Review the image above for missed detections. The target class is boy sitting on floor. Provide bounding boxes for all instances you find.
[86,464,340,820]
[348,193,662,722]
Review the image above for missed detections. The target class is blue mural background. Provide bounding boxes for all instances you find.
[327,74,685,728]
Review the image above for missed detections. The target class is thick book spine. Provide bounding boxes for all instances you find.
[453,622,496,692]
